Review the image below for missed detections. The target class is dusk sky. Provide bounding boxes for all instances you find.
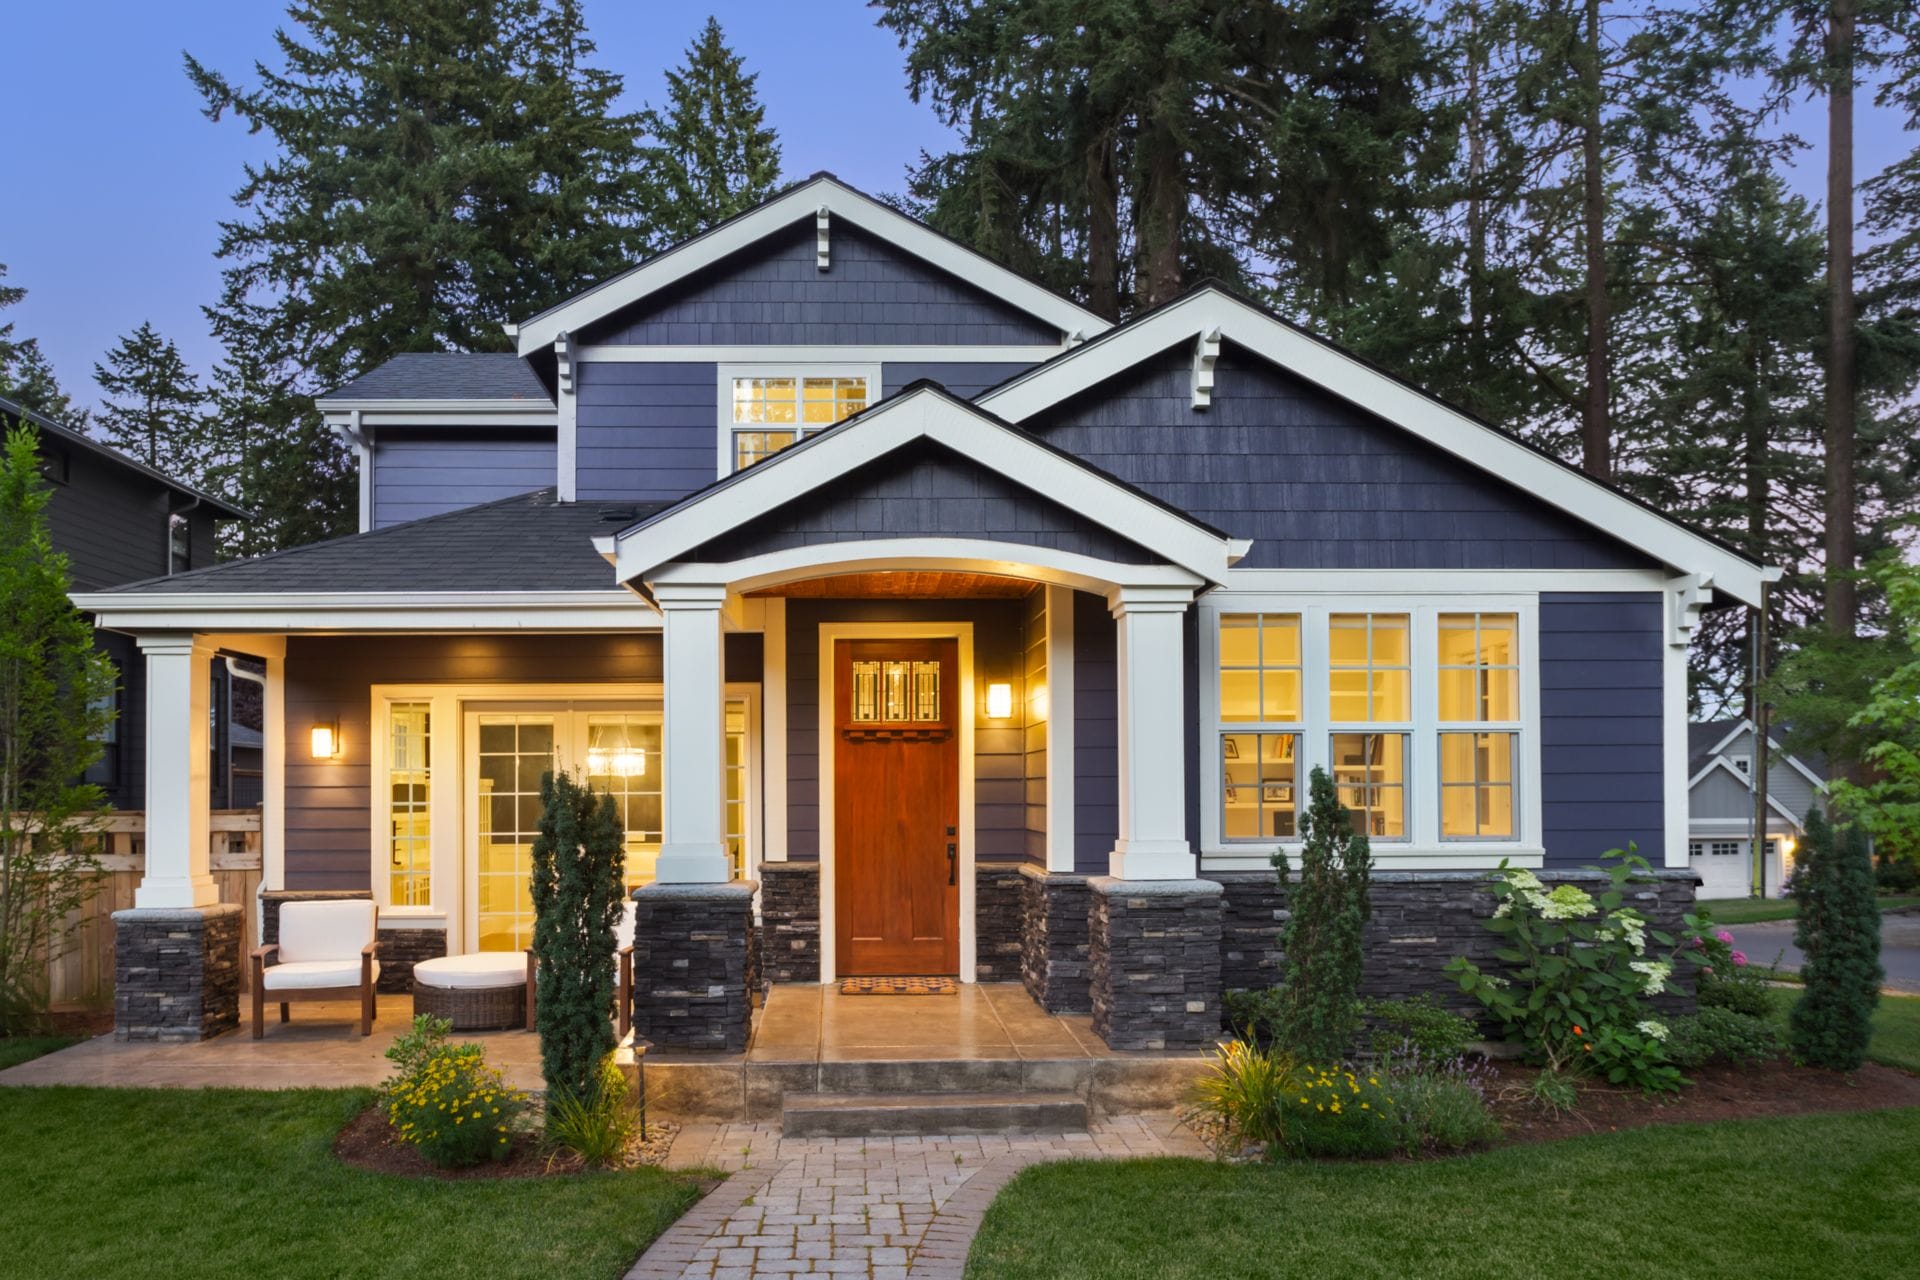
[0,2,1908,419]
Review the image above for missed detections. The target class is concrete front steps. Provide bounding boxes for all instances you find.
[782,1090,1089,1138]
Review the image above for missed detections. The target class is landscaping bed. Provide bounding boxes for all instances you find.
[333,1098,681,1179]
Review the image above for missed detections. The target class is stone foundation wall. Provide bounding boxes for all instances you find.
[758,862,820,984]
[260,889,445,993]
[1018,867,1091,1012]
[113,904,243,1041]
[631,881,757,1052]
[1088,878,1223,1050]
[974,862,1027,983]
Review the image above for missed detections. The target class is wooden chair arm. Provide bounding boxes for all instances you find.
[361,938,380,957]
[250,943,279,964]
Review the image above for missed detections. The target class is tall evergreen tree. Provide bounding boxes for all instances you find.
[92,322,205,475]
[1788,809,1882,1070]
[186,0,655,547]
[0,264,85,425]
[639,17,782,247]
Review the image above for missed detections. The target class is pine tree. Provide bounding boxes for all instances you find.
[530,769,626,1111]
[1788,809,1882,1070]
[203,337,355,557]
[92,322,205,475]
[0,264,86,426]
[639,17,782,247]
[1273,767,1373,1063]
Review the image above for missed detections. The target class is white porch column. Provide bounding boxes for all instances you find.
[655,582,731,883]
[135,633,218,909]
[1107,586,1196,880]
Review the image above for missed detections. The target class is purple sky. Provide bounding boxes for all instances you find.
[0,2,1909,419]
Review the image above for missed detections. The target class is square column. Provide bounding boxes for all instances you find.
[135,634,218,909]
[655,583,732,884]
[1108,586,1196,879]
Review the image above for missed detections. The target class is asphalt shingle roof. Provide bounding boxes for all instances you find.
[1687,718,1829,784]
[322,353,553,403]
[106,489,660,594]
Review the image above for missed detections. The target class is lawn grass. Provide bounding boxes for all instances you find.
[1700,894,1920,924]
[0,1087,700,1280]
[967,1107,1920,1280]
[0,1036,76,1071]
[1770,987,1920,1074]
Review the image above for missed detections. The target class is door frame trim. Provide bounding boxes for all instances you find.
[817,622,976,984]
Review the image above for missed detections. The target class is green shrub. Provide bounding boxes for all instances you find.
[531,769,627,1118]
[1664,1008,1783,1069]
[382,1013,456,1097]
[1192,1039,1296,1151]
[1384,1064,1502,1155]
[1530,1068,1578,1114]
[386,1042,526,1168]
[545,1054,638,1167]
[1271,767,1372,1062]
[1360,994,1475,1061]
[1694,926,1777,1018]
[1221,988,1287,1046]
[1789,811,1883,1070]
[1876,856,1919,895]
[1277,1066,1399,1159]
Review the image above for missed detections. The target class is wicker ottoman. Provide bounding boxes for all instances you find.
[411,952,530,1031]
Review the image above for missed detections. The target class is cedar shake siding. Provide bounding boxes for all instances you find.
[368,430,556,529]
[883,363,1037,399]
[1022,587,1049,862]
[1024,344,1662,572]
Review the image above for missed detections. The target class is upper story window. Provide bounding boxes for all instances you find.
[168,513,191,574]
[728,372,871,472]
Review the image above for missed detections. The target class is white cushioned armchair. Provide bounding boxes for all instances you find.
[252,900,380,1038]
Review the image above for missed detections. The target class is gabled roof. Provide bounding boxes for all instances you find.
[509,173,1111,355]
[612,382,1242,591]
[0,394,252,519]
[975,282,1780,608]
[1687,717,1829,792]
[317,352,552,405]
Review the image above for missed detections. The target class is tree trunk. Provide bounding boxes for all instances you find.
[1823,0,1858,637]
[1579,0,1611,480]
[1084,129,1121,324]
[1135,121,1184,311]
[1466,4,1489,375]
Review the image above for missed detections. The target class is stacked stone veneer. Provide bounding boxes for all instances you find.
[113,904,243,1041]
[974,863,1027,982]
[1088,878,1223,1050]
[631,881,757,1052]
[1019,867,1091,1012]
[260,889,446,993]
[758,862,821,984]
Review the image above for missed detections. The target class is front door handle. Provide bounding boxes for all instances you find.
[947,842,957,886]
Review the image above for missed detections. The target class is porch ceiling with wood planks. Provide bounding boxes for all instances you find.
[743,570,1034,599]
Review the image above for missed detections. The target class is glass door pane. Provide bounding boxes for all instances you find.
[473,715,556,952]
[584,712,664,891]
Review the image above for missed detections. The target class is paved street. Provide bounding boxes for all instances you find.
[1726,911,1920,994]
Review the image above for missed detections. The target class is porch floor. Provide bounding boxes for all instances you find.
[744,982,1121,1064]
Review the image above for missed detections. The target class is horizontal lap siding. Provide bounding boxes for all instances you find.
[783,599,1029,864]
[1027,345,1658,571]
[576,362,717,501]
[45,455,172,590]
[1073,590,1117,874]
[1539,593,1664,866]
[589,224,1057,346]
[1023,588,1048,863]
[370,433,555,528]
[283,634,664,891]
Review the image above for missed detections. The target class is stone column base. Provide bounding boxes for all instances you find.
[975,862,1027,983]
[757,863,820,984]
[631,881,757,1052]
[113,904,244,1041]
[1088,877,1223,1050]
[1019,866,1092,1012]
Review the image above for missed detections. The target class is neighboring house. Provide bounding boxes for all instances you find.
[75,173,1777,1049]
[1,394,251,809]
[1686,719,1829,899]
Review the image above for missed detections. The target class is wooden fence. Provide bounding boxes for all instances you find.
[48,810,263,1008]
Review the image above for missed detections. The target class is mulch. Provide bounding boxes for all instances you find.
[332,1102,683,1181]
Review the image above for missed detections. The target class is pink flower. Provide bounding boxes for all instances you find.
[1732,951,1748,967]
[1701,965,1714,975]
[1715,930,1734,944]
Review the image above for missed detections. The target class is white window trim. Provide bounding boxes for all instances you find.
[1198,593,1544,871]
[714,362,881,479]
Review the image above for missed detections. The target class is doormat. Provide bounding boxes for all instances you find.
[838,976,958,996]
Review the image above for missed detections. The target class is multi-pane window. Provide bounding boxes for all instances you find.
[584,714,664,891]
[1329,614,1410,839]
[1437,613,1519,840]
[725,700,749,879]
[1219,614,1301,839]
[387,702,432,907]
[730,375,869,471]
[475,716,555,951]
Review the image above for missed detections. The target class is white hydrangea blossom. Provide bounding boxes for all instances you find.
[1610,910,1647,956]
[1629,960,1671,996]
[1636,1019,1669,1042]
[1494,868,1596,921]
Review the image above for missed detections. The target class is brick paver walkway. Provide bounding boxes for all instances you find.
[626,1115,1205,1279]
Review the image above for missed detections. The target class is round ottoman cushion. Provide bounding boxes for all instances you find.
[412,952,526,990]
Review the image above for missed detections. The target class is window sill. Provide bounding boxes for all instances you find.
[1201,846,1544,873]
[376,909,448,929]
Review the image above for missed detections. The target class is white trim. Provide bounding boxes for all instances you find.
[762,599,789,862]
[815,621,976,984]
[1109,589,1197,878]
[134,634,220,909]
[1043,585,1076,873]
[1195,593,1545,868]
[579,344,1067,364]
[252,636,288,913]
[76,590,655,634]
[977,287,1778,608]
[615,387,1235,587]
[1688,756,1806,826]
[1663,617,1689,869]
[513,175,1108,354]
[556,335,578,502]
[1687,718,1830,796]
[652,541,1203,599]
[1224,568,1675,594]
[714,362,881,479]
[816,206,830,270]
[319,404,558,430]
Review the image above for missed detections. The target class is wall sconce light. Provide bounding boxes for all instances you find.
[310,721,340,759]
[986,682,1014,719]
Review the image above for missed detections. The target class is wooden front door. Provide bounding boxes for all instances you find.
[833,638,961,976]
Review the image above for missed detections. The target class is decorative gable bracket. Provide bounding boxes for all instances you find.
[817,207,830,271]
[1190,327,1221,410]
[554,331,574,394]
[1667,573,1712,648]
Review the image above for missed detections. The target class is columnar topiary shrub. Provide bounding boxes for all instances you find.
[530,770,625,1113]
[1272,766,1372,1062]
[1788,809,1883,1070]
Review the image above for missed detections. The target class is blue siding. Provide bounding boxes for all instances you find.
[690,441,1159,564]
[1539,593,1665,866]
[883,362,1038,399]
[575,362,716,501]
[589,224,1058,346]
[1027,346,1658,570]
[370,432,555,528]
[1073,590,1117,873]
